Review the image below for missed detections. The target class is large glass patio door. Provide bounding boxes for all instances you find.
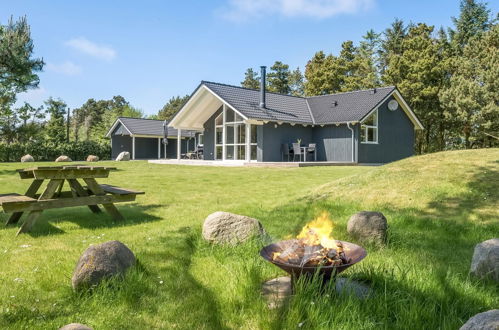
[214,104,257,161]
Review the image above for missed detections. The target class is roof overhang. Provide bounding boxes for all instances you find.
[105,118,133,138]
[359,89,424,130]
[168,84,248,130]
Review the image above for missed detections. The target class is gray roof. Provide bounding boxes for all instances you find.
[307,86,396,124]
[114,117,196,137]
[200,81,397,125]
[203,81,312,124]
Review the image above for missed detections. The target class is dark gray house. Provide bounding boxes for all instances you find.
[168,67,423,164]
[106,117,198,160]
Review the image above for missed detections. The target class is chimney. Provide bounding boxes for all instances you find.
[370,88,377,94]
[260,66,266,108]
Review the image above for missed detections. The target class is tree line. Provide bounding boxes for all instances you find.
[1,0,497,156]
[239,0,498,153]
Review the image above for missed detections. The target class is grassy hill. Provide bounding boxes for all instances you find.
[0,149,497,329]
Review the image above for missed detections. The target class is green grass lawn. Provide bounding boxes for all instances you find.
[0,149,498,329]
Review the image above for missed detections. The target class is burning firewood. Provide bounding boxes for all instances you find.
[272,239,351,267]
[271,213,352,267]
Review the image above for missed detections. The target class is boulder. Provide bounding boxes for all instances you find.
[470,238,499,281]
[55,155,72,162]
[59,323,93,330]
[347,211,387,245]
[86,155,99,162]
[460,310,499,330]
[116,151,130,161]
[21,154,34,162]
[72,240,136,290]
[202,211,266,245]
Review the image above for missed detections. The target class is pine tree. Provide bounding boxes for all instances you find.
[267,61,291,94]
[158,95,190,120]
[0,16,44,108]
[304,51,343,95]
[379,19,407,76]
[449,0,491,51]
[440,24,499,148]
[241,68,260,89]
[289,67,305,96]
[44,98,67,144]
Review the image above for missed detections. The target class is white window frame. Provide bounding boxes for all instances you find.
[360,109,378,144]
[198,133,204,146]
[214,112,223,160]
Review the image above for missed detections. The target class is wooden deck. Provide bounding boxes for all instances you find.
[148,159,362,167]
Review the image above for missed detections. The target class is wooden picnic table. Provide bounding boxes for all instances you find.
[0,165,144,235]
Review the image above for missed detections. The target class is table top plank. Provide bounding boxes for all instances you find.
[17,165,117,173]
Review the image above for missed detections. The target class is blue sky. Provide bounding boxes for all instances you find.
[2,0,497,115]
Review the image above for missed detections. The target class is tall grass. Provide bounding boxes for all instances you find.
[0,149,498,329]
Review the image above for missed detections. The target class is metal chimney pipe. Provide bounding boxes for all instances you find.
[260,66,266,108]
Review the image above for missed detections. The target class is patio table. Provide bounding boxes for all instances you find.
[291,146,317,162]
[0,165,144,235]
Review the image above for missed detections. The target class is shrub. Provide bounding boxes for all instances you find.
[0,141,111,162]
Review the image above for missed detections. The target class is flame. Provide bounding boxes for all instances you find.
[297,212,337,249]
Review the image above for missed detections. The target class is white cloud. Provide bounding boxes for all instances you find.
[46,61,82,75]
[66,37,116,61]
[219,0,375,21]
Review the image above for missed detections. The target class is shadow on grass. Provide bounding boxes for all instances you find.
[1,203,163,237]
[138,227,229,329]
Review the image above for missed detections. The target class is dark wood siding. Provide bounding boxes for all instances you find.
[261,123,313,162]
[358,95,415,163]
[312,125,356,162]
[202,106,223,160]
[112,135,132,159]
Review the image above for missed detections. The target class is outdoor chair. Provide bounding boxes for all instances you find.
[281,143,292,161]
[292,143,304,162]
[307,143,317,161]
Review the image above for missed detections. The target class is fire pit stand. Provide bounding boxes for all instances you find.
[260,239,367,282]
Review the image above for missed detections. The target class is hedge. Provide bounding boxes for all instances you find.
[0,141,111,162]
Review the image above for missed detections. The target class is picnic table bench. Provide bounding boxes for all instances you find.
[0,165,144,235]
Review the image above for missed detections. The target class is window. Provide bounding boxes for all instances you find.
[361,109,378,144]
[198,134,203,146]
[214,106,258,161]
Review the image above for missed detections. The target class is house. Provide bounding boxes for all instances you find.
[106,117,198,160]
[167,66,423,164]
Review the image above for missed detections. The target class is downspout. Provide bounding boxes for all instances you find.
[346,122,354,163]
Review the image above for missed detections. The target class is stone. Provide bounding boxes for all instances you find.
[116,151,130,161]
[347,211,388,245]
[470,238,499,281]
[21,154,34,162]
[335,277,371,300]
[72,240,136,290]
[86,155,99,162]
[460,310,499,330]
[262,276,292,309]
[59,323,93,330]
[202,211,266,245]
[55,155,72,162]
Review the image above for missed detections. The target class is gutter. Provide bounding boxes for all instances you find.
[346,122,355,163]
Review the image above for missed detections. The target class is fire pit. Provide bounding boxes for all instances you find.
[260,212,367,281]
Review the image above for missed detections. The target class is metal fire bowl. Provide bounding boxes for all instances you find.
[260,239,367,279]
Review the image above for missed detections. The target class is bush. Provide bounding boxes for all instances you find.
[0,141,111,162]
